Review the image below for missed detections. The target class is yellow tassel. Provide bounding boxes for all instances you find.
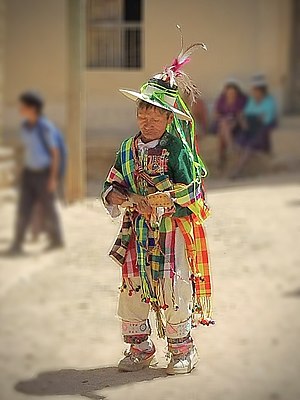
[155,308,166,339]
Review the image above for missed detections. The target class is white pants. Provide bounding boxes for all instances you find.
[118,229,193,339]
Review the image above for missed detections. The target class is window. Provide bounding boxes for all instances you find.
[86,0,143,69]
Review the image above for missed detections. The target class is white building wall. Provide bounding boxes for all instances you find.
[3,0,292,140]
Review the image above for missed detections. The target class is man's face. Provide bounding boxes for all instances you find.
[19,102,38,122]
[137,106,173,142]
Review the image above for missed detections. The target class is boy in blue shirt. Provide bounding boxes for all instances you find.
[6,91,63,255]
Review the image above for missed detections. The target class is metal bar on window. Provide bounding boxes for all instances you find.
[86,0,143,69]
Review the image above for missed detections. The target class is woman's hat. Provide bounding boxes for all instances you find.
[251,74,268,88]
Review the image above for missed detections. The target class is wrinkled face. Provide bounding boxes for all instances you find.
[137,106,173,142]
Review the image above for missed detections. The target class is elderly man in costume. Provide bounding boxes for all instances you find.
[102,28,213,375]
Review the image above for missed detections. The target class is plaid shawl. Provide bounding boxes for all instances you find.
[104,135,213,326]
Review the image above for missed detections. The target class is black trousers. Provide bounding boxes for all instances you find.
[13,168,63,249]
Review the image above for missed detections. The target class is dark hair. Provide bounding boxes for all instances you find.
[253,85,268,96]
[136,99,172,118]
[225,83,243,97]
[19,91,44,114]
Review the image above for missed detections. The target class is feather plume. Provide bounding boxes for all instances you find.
[162,25,207,101]
[175,71,201,103]
[176,24,184,60]
[177,42,207,66]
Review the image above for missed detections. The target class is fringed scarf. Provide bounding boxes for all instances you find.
[105,133,213,336]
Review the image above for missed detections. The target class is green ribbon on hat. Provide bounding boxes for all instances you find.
[151,91,164,101]
[150,92,170,107]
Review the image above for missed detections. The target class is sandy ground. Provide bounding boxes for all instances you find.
[0,174,300,400]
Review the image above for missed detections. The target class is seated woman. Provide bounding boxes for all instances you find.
[213,79,247,169]
[232,75,277,178]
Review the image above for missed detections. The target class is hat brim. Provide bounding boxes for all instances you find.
[119,89,192,121]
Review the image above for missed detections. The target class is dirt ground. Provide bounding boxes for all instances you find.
[0,173,300,400]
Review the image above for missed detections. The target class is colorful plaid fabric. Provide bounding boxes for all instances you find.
[105,134,212,321]
[120,138,138,193]
[175,214,211,297]
[111,217,175,270]
[106,166,126,186]
[109,210,134,268]
[170,181,202,207]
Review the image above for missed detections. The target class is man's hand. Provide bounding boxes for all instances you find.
[130,193,152,214]
[106,189,128,205]
[47,177,58,193]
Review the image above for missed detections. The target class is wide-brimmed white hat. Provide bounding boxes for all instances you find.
[119,74,192,121]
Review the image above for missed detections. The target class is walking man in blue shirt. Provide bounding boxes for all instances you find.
[6,91,64,255]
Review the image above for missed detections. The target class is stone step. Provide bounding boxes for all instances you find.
[86,127,300,181]
[0,146,14,160]
[0,187,17,203]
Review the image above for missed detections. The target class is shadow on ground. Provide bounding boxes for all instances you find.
[287,199,300,207]
[15,366,167,400]
[284,288,300,297]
